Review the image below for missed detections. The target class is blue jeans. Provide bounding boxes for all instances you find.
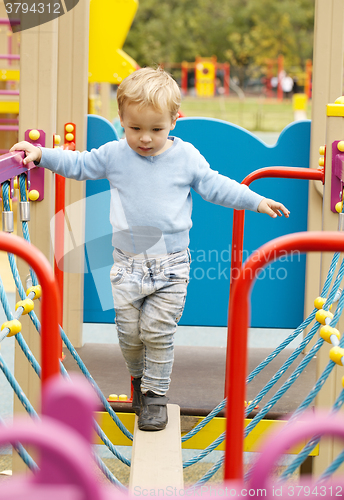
[110,248,190,395]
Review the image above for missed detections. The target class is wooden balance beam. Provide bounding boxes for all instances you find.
[129,404,184,491]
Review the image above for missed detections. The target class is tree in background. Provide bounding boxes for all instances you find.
[123,0,314,87]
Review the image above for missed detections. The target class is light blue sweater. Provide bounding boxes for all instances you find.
[40,137,264,254]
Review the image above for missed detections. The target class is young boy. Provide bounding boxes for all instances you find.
[10,67,289,431]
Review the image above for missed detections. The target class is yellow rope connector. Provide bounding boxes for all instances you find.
[15,299,34,315]
[314,297,332,310]
[342,376,344,389]
[1,319,21,337]
[26,285,42,300]
[336,202,343,214]
[329,346,344,365]
[315,309,334,325]
[320,325,341,344]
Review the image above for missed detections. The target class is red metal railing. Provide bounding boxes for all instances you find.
[230,166,324,287]
[0,233,60,387]
[224,231,344,480]
[226,166,325,393]
[54,141,75,334]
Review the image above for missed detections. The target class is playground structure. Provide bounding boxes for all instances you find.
[88,0,139,119]
[163,58,230,97]
[0,15,20,154]
[0,0,344,493]
[265,55,312,101]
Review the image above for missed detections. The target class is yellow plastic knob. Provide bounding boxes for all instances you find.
[318,157,325,167]
[320,325,340,343]
[65,133,74,142]
[26,285,42,300]
[65,124,74,133]
[319,146,326,156]
[336,202,343,213]
[335,96,344,104]
[329,346,344,365]
[29,129,40,141]
[28,190,39,201]
[1,319,21,337]
[315,309,334,325]
[314,297,326,309]
[314,297,332,310]
[338,141,344,152]
[54,135,61,145]
[108,394,118,402]
[118,394,128,401]
[15,298,34,315]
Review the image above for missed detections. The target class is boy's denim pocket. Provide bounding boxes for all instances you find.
[110,265,126,285]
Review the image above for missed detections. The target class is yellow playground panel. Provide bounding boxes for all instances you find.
[94,412,319,456]
[195,56,217,97]
[88,0,139,84]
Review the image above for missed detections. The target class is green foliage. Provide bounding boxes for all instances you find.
[123,0,315,79]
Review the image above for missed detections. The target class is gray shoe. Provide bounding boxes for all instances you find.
[131,377,142,415]
[138,391,169,431]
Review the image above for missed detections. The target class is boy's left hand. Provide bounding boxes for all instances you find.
[257,198,290,218]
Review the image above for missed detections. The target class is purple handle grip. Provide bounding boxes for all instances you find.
[0,417,103,500]
[250,412,344,492]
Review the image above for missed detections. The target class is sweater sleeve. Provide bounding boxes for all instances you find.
[191,153,264,212]
[39,142,115,181]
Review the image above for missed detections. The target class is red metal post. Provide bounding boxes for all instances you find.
[229,166,324,284]
[53,124,75,350]
[181,62,188,96]
[225,231,344,480]
[54,174,65,328]
[223,63,230,96]
[226,166,325,395]
[0,233,60,388]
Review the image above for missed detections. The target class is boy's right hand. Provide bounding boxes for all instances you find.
[10,141,42,166]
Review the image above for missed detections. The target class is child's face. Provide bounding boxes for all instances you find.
[119,103,177,157]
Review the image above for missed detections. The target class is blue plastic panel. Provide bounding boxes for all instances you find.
[83,115,311,328]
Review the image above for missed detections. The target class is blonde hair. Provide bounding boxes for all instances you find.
[117,67,181,120]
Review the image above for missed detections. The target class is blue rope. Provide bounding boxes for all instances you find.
[58,361,130,468]
[19,174,38,286]
[186,455,224,492]
[280,389,344,482]
[92,451,127,490]
[247,269,344,483]
[0,353,38,419]
[318,389,344,482]
[182,399,226,443]
[0,272,41,378]
[246,252,339,385]
[278,290,344,480]
[0,186,131,479]
[244,256,344,420]
[181,253,341,472]
[59,326,133,442]
[0,415,38,472]
[183,432,225,468]
[5,178,134,443]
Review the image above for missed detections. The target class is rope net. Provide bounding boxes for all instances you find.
[1,170,344,489]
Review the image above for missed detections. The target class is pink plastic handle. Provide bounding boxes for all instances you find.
[250,412,344,491]
[0,417,102,500]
